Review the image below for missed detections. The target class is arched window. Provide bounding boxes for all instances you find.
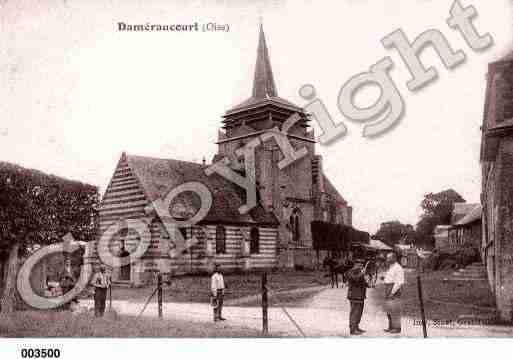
[250,227,260,254]
[216,225,226,254]
[290,208,301,242]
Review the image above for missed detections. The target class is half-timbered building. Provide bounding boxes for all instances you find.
[95,25,352,285]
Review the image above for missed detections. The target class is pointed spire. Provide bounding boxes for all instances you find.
[252,23,277,99]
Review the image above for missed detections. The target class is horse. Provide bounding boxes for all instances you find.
[322,256,340,288]
[322,256,355,288]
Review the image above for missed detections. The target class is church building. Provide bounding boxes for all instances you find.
[95,25,352,285]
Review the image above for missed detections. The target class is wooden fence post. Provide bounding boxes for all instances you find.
[262,272,268,334]
[416,275,428,338]
[158,273,163,319]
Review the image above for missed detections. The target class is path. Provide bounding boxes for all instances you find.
[84,286,513,337]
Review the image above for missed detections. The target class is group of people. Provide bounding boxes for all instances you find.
[50,254,402,334]
[344,252,405,335]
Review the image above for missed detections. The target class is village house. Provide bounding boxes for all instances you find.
[93,25,352,286]
[432,203,481,254]
[448,204,482,252]
[434,203,482,254]
[481,52,513,321]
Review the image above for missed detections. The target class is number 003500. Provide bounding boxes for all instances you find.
[20,348,60,358]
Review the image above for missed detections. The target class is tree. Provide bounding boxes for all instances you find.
[374,220,414,248]
[0,162,99,313]
[416,189,466,237]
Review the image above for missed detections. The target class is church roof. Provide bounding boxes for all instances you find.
[225,24,303,115]
[125,154,278,226]
[253,23,277,100]
[323,174,347,206]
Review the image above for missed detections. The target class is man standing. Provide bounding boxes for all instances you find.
[345,259,369,335]
[91,264,110,318]
[211,264,226,321]
[383,252,405,334]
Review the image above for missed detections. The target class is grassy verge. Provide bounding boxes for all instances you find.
[0,310,266,337]
[235,287,324,307]
[370,270,497,321]
[111,270,329,304]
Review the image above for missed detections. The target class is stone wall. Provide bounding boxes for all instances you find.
[492,138,513,320]
[482,58,513,321]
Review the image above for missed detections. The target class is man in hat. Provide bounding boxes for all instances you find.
[344,258,370,335]
[383,252,405,334]
[211,264,226,321]
[91,264,110,317]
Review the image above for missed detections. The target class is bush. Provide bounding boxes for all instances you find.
[432,247,480,271]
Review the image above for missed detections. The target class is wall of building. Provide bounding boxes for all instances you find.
[480,59,513,321]
[489,138,513,321]
[96,157,280,286]
[447,222,481,253]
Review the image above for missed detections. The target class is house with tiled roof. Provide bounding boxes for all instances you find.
[95,25,352,285]
[434,203,482,254]
[447,204,482,253]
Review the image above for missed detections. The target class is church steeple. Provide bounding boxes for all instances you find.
[252,24,277,99]
[224,24,303,116]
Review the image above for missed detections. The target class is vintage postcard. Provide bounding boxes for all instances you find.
[1,0,513,357]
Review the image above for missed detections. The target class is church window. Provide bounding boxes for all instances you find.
[250,227,260,254]
[290,208,301,242]
[216,225,226,254]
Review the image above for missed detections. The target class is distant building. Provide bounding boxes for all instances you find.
[93,25,353,285]
[481,53,513,321]
[448,204,481,253]
[434,204,481,254]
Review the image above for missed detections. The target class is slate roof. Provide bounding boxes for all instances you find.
[323,174,348,206]
[225,24,303,115]
[226,96,303,115]
[453,204,482,226]
[451,203,478,224]
[126,154,278,226]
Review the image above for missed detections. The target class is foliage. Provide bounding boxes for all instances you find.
[0,161,99,312]
[430,247,480,271]
[416,189,466,236]
[0,161,99,250]
[374,221,414,247]
[311,221,369,251]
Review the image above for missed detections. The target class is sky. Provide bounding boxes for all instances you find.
[1,0,512,233]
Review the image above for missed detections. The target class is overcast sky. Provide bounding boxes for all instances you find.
[1,0,512,233]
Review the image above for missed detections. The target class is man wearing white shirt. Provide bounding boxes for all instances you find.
[211,264,226,321]
[91,265,111,317]
[383,252,405,334]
